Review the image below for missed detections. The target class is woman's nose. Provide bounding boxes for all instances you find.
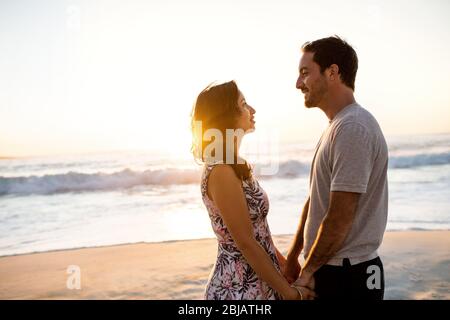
[249,105,256,114]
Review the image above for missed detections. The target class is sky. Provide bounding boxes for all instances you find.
[0,0,450,157]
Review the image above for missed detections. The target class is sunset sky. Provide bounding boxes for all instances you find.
[1,0,449,157]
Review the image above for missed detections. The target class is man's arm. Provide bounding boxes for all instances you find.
[298,191,360,287]
[284,197,310,283]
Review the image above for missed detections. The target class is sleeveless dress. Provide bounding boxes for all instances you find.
[201,164,282,300]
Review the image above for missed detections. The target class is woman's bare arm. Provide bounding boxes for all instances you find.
[208,164,306,300]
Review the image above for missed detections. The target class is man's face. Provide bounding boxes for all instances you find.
[296,52,328,108]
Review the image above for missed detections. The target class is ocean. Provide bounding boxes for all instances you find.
[1,133,449,257]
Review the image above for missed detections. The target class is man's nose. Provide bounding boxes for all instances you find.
[296,76,304,90]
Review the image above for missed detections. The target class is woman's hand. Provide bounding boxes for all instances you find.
[288,285,316,300]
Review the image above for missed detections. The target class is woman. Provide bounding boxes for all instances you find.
[191,81,315,300]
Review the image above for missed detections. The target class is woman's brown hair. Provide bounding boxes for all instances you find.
[191,80,252,181]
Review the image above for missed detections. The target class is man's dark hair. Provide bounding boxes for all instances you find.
[302,36,358,91]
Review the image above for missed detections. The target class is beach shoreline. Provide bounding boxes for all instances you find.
[2,228,448,259]
[0,231,449,300]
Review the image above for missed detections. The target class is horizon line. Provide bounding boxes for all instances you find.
[1,131,450,159]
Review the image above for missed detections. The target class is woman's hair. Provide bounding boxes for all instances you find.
[191,80,252,181]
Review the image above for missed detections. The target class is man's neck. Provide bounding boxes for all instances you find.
[320,89,356,121]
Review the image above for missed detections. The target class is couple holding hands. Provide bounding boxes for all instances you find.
[191,36,388,300]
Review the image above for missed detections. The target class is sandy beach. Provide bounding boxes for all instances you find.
[0,231,448,300]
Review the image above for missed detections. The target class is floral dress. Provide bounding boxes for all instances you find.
[201,164,282,300]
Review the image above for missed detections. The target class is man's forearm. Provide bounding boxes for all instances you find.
[302,191,360,275]
[302,211,354,274]
[287,198,310,259]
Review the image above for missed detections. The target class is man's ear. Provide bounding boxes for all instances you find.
[328,64,339,81]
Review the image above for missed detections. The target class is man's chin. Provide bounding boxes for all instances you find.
[304,100,315,108]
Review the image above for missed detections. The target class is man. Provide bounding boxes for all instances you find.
[284,36,388,300]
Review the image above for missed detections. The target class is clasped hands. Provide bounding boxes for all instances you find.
[279,254,316,300]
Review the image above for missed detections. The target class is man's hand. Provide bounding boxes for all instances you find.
[294,269,315,290]
[283,256,301,284]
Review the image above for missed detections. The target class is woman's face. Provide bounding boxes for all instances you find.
[235,91,256,132]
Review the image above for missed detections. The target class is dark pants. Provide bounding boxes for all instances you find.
[314,256,385,300]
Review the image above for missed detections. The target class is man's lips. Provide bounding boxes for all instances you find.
[302,90,309,99]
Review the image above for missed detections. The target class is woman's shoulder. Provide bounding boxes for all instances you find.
[207,163,239,183]
[203,162,233,184]
[203,160,254,185]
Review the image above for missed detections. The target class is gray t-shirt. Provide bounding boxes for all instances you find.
[303,103,388,266]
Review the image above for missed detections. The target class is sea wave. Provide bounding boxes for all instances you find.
[388,151,450,168]
[0,168,202,195]
[1,151,449,195]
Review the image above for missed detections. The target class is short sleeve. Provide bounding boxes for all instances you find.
[330,123,374,194]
